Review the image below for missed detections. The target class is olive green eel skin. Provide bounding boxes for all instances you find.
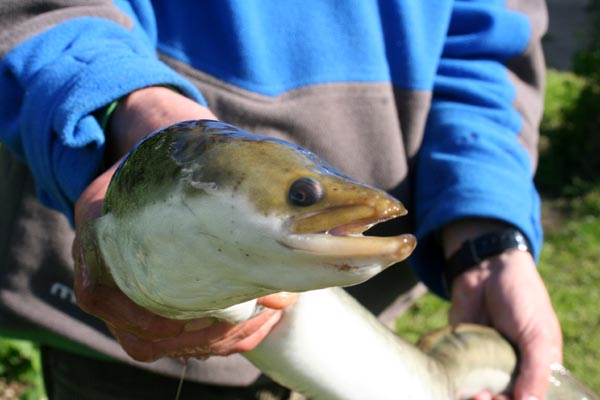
[87,120,598,400]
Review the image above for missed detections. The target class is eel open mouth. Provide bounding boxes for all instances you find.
[280,200,417,264]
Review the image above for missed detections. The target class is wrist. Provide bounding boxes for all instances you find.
[442,220,533,293]
[441,218,511,259]
[105,86,217,165]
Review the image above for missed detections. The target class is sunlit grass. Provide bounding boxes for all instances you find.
[0,339,45,400]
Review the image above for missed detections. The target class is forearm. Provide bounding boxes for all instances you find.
[441,218,512,260]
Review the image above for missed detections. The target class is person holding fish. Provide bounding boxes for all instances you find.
[0,1,566,399]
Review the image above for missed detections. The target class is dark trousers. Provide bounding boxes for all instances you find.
[41,346,292,400]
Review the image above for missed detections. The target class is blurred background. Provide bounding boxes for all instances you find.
[2,1,600,398]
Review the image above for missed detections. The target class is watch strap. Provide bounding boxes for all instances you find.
[444,228,532,291]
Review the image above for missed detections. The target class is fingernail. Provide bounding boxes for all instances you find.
[183,318,216,332]
[278,291,294,300]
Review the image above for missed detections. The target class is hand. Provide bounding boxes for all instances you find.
[72,87,298,361]
[443,219,563,400]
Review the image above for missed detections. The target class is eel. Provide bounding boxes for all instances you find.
[83,120,598,400]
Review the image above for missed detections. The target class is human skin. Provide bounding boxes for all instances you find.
[443,219,563,400]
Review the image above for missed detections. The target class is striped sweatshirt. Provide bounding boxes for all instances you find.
[0,0,547,385]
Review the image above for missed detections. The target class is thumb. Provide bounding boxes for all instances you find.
[258,292,298,310]
[512,329,561,400]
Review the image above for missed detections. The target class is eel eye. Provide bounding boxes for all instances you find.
[289,177,323,207]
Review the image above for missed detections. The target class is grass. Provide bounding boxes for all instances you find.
[0,339,45,400]
[539,199,600,390]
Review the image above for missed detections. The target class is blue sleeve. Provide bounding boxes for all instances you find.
[412,1,543,297]
[0,1,205,223]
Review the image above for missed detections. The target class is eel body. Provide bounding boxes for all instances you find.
[85,120,598,400]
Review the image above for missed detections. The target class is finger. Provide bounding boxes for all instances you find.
[258,292,298,309]
[181,309,281,356]
[113,309,281,361]
[74,257,197,341]
[73,237,221,342]
[513,352,550,400]
[235,310,283,353]
[82,284,191,340]
[512,332,562,400]
[469,391,493,400]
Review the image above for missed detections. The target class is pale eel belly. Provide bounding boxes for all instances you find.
[85,120,598,400]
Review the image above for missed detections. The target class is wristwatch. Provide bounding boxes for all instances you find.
[444,228,532,291]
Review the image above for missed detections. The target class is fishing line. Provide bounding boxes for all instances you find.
[174,360,188,400]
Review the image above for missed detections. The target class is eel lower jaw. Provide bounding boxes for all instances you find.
[280,214,417,264]
[279,232,416,264]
